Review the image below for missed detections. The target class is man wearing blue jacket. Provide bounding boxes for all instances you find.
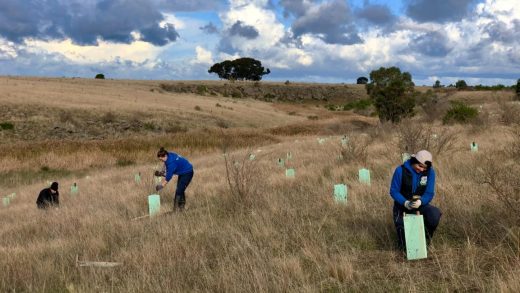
[389,150,442,251]
[156,147,194,211]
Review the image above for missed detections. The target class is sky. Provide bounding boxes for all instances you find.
[0,0,519,85]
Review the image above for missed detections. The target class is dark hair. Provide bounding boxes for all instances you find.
[50,182,59,191]
[410,157,432,168]
[157,147,168,158]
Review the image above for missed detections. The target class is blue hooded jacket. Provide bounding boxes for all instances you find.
[164,152,193,182]
[389,159,436,206]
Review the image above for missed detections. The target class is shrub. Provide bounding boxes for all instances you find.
[338,134,369,165]
[397,122,457,156]
[101,112,116,124]
[343,99,372,111]
[443,101,478,124]
[196,85,207,95]
[194,105,202,111]
[95,73,105,79]
[307,115,319,120]
[143,122,156,131]
[231,91,242,99]
[284,80,290,85]
[0,122,14,130]
[455,80,468,90]
[433,80,442,88]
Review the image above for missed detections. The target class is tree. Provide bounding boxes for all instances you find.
[208,57,270,81]
[433,80,441,88]
[516,79,520,100]
[95,73,105,79]
[356,76,368,84]
[455,79,468,90]
[366,66,415,123]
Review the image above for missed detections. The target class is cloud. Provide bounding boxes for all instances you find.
[200,22,219,34]
[406,0,475,23]
[279,0,311,18]
[228,21,259,39]
[409,31,453,57]
[153,0,225,12]
[192,46,214,64]
[356,3,396,26]
[290,0,362,45]
[0,0,179,46]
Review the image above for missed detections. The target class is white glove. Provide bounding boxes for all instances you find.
[410,200,422,209]
[404,201,413,210]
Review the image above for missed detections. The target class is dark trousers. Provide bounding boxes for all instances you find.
[174,171,194,209]
[393,203,442,250]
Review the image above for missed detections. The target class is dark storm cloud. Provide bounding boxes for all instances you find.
[229,21,259,39]
[0,0,179,46]
[200,22,219,34]
[153,0,225,12]
[356,3,396,26]
[406,0,475,23]
[409,31,452,57]
[291,0,362,45]
[279,0,311,18]
[484,20,520,44]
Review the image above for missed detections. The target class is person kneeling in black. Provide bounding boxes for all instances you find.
[36,182,60,209]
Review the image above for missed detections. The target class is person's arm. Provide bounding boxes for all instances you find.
[164,162,177,184]
[420,169,436,205]
[390,166,407,206]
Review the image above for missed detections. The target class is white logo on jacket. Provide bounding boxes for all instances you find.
[420,176,428,186]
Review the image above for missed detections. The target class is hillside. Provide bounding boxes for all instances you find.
[0,76,519,292]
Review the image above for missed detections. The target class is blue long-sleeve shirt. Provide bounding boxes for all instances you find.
[164,152,193,182]
[389,160,436,206]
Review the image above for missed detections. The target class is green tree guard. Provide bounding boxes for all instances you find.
[148,194,161,216]
[249,154,256,160]
[286,168,295,178]
[278,158,285,167]
[359,168,371,185]
[134,172,141,184]
[471,142,478,152]
[334,184,347,203]
[286,152,292,160]
[70,183,79,195]
[404,213,428,260]
[2,197,10,207]
[341,136,349,146]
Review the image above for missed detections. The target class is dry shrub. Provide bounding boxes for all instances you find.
[338,133,369,165]
[222,151,263,210]
[477,154,520,214]
[397,121,457,156]
[498,100,520,125]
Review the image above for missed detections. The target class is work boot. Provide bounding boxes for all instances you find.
[174,198,185,212]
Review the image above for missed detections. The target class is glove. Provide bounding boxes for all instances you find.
[154,170,165,177]
[155,184,163,192]
[410,200,422,209]
[404,200,413,210]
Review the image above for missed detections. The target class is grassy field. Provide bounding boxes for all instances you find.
[0,77,519,292]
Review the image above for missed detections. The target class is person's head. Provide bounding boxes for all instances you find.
[157,147,168,162]
[50,182,59,193]
[410,150,432,173]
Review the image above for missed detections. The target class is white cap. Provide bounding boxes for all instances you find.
[413,150,432,164]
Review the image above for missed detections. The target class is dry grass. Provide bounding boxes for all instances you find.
[0,77,519,292]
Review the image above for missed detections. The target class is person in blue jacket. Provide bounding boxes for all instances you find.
[389,150,442,251]
[155,147,194,211]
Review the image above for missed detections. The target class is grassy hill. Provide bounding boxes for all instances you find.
[0,76,518,292]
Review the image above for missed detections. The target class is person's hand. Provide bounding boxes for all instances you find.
[154,170,165,177]
[155,184,163,192]
[410,200,422,209]
[404,200,413,210]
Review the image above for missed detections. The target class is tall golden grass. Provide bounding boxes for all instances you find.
[1,122,519,292]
